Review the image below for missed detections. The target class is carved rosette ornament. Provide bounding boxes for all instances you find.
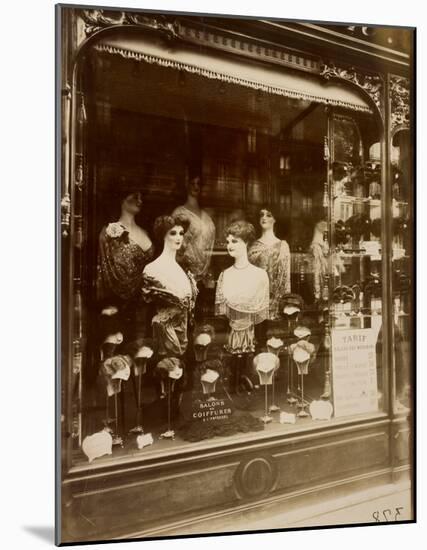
[320,62,384,118]
[80,9,179,40]
[390,75,410,133]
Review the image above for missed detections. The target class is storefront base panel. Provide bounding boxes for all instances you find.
[139,477,412,537]
[61,418,410,544]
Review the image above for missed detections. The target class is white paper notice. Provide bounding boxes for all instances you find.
[331,328,379,418]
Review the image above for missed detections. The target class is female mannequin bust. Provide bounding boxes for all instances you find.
[215,221,269,354]
[310,220,329,302]
[172,175,215,282]
[248,206,291,320]
[96,190,154,340]
[142,215,198,357]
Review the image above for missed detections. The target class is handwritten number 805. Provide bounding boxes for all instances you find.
[372,507,403,522]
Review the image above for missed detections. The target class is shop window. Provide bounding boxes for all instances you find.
[390,130,412,414]
[68,49,389,466]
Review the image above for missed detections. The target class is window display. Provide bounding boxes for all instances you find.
[57,7,416,544]
[58,30,415,470]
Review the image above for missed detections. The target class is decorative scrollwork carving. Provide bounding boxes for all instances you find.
[320,61,384,117]
[80,9,179,41]
[61,194,71,237]
[390,75,410,133]
[81,9,126,35]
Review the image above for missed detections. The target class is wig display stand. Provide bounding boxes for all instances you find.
[269,370,280,413]
[261,384,273,424]
[237,353,254,394]
[254,353,279,424]
[129,370,144,435]
[286,352,298,405]
[200,370,220,403]
[229,353,253,395]
[104,394,124,447]
[160,378,175,440]
[296,361,310,418]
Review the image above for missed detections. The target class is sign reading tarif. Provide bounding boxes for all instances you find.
[331,328,379,417]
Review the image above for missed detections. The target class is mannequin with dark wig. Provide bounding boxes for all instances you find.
[142,215,198,357]
[248,205,291,321]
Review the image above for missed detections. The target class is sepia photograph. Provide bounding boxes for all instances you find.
[56,3,415,545]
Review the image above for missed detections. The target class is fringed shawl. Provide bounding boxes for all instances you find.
[215,264,269,325]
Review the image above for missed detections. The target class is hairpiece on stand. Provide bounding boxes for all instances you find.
[293,325,311,340]
[280,293,304,317]
[200,369,220,395]
[289,340,315,417]
[134,345,153,375]
[345,213,371,241]
[335,219,351,245]
[156,357,183,380]
[266,337,284,355]
[99,306,122,342]
[363,274,382,298]
[253,352,280,424]
[332,285,356,304]
[253,353,280,385]
[193,324,215,361]
[101,332,124,360]
[393,216,410,235]
[289,340,315,373]
[101,355,131,387]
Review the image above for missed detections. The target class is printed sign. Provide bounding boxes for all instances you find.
[331,328,379,417]
[192,398,234,423]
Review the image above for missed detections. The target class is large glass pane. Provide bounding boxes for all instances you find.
[69,48,386,467]
[328,113,385,418]
[391,130,413,414]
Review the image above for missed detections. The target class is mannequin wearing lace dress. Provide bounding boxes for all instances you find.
[248,207,291,320]
[172,175,216,283]
[215,221,269,355]
[310,220,329,302]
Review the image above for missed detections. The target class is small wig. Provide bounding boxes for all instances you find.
[224,220,256,244]
[153,214,190,242]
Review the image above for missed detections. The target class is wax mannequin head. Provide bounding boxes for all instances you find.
[258,204,281,232]
[185,176,202,199]
[121,191,142,217]
[153,215,190,252]
[226,234,246,259]
[259,208,275,230]
[165,225,185,251]
[312,220,328,244]
[224,220,255,259]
